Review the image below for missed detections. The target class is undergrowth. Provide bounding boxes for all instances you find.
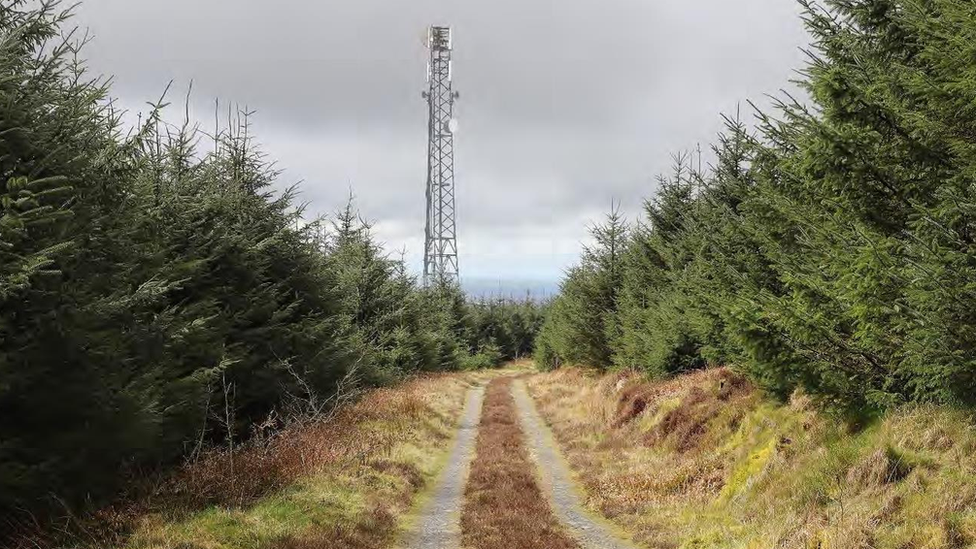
[13,369,507,549]
[527,367,976,549]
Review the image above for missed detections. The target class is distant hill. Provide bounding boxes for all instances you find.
[461,278,559,301]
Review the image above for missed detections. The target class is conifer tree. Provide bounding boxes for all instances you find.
[0,2,532,532]
[535,209,627,369]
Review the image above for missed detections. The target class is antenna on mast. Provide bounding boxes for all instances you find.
[422,25,460,286]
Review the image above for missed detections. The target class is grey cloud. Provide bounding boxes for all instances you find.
[71,0,810,282]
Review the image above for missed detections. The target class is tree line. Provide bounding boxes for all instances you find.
[0,2,543,534]
[463,297,547,368]
[536,0,976,415]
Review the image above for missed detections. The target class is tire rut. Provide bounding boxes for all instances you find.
[511,379,642,549]
[460,377,579,549]
[399,384,485,549]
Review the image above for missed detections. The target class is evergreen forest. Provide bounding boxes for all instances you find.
[0,2,542,534]
[536,0,976,414]
[7,0,976,545]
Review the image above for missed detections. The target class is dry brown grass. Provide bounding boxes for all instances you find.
[526,366,976,549]
[14,369,509,549]
[172,379,440,508]
[461,377,579,549]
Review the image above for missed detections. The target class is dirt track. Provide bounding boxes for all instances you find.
[460,378,579,549]
[400,376,640,549]
[512,379,641,549]
[400,384,485,549]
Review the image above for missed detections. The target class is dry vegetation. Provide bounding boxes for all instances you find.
[461,377,579,549]
[16,369,508,549]
[526,367,976,549]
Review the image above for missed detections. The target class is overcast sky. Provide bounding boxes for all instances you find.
[71,0,809,287]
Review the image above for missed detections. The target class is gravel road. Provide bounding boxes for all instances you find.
[399,384,485,549]
[512,379,642,549]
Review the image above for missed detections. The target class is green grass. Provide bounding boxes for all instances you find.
[125,472,380,549]
[61,368,525,549]
[528,367,976,549]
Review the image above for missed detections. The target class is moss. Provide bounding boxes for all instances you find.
[527,367,976,549]
[719,437,776,502]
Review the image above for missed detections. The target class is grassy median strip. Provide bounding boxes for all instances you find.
[461,377,579,549]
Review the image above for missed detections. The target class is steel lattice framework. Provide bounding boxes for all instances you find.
[422,26,459,285]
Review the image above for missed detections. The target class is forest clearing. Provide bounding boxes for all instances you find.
[7,0,976,547]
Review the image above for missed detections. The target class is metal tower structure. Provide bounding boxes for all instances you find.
[422,25,459,285]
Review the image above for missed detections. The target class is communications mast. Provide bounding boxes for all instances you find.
[422,26,459,285]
